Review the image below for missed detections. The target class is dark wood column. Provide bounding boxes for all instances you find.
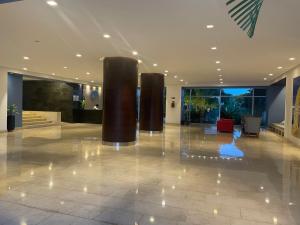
[140,73,164,132]
[102,57,138,144]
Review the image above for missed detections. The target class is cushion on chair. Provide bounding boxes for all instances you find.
[217,119,234,133]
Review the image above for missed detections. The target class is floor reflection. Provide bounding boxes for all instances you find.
[0,124,299,225]
[219,130,244,159]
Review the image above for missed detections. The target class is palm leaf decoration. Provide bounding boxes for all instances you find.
[226,0,264,38]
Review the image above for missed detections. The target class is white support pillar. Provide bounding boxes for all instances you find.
[0,68,8,132]
[285,75,293,139]
[165,85,182,124]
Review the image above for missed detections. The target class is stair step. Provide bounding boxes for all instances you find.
[22,122,56,129]
[23,121,53,126]
[23,117,47,122]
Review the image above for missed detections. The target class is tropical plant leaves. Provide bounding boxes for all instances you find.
[226,0,264,38]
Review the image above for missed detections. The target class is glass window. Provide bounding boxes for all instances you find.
[221,97,252,124]
[221,88,253,97]
[254,88,267,96]
[191,88,220,96]
[190,97,220,123]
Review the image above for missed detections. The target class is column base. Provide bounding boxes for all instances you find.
[139,130,163,134]
[102,141,136,146]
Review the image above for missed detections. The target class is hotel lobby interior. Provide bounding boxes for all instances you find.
[1,0,300,225]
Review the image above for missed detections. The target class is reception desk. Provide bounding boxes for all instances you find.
[73,109,102,124]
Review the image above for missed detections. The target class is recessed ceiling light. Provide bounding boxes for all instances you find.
[76,53,82,58]
[75,77,79,80]
[220,81,223,84]
[216,61,221,64]
[86,72,91,75]
[174,75,178,79]
[138,59,143,64]
[289,57,296,61]
[277,66,283,69]
[23,67,28,71]
[217,68,222,71]
[23,56,30,60]
[269,73,273,76]
[219,78,223,81]
[218,74,222,77]
[211,47,217,50]
[132,51,138,56]
[164,74,168,77]
[180,79,184,82]
[206,25,214,29]
[46,1,58,7]
[91,80,94,83]
[264,77,267,80]
[103,34,111,39]
[52,73,55,76]
[164,70,169,73]
[63,66,68,69]
[153,63,158,67]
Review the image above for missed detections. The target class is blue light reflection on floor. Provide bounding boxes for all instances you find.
[219,130,245,158]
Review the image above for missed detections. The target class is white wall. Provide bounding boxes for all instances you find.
[83,85,102,110]
[0,68,8,132]
[165,85,182,124]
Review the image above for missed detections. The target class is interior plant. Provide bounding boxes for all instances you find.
[7,104,19,132]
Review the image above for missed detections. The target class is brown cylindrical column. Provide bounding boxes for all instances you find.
[102,57,138,144]
[140,73,164,132]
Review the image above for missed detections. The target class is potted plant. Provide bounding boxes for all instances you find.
[7,104,18,132]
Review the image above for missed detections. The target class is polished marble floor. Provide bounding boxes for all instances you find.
[0,124,300,225]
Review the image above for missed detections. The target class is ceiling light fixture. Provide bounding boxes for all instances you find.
[164,70,169,73]
[264,77,267,80]
[91,80,94,83]
[46,1,58,7]
[219,78,223,81]
[86,72,90,75]
[277,66,283,69]
[138,59,143,64]
[23,67,28,71]
[174,75,178,79]
[220,81,224,84]
[76,53,82,58]
[217,68,222,71]
[63,66,68,69]
[23,56,30,60]
[153,63,158,67]
[132,51,138,56]
[52,73,55,76]
[289,57,295,61]
[219,74,222,77]
[164,74,168,77]
[269,73,273,76]
[211,47,217,50]
[216,61,221,64]
[75,77,79,80]
[180,79,184,82]
[206,25,214,29]
[103,34,111,39]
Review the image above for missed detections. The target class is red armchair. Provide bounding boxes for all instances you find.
[217,119,234,133]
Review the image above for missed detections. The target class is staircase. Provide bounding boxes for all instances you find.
[22,111,53,128]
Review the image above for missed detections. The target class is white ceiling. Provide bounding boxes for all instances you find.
[0,0,299,86]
